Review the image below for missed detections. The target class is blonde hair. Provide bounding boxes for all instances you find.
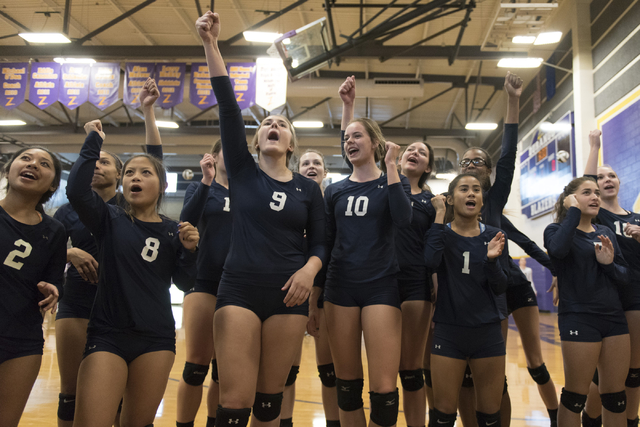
[251,115,298,166]
[347,118,387,172]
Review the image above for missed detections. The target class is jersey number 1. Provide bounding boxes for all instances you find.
[141,238,160,262]
[3,239,33,270]
[461,251,470,274]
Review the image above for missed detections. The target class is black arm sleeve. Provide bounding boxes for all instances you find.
[210,76,255,179]
[424,223,445,269]
[389,178,413,228]
[491,124,519,207]
[66,132,110,239]
[601,231,630,287]
[180,182,209,226]
[146,144,163,160]
[171,243,198,292]
[501,214,556,275]
[306,184,327,265]
[483,255,508,295]
[543,207,581,259]
[321,188,337,289]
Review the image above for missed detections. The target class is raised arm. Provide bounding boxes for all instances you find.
[424,195,446,269]
[66,121,111,238]
[584,129,601,176]
[139,78,163,158]
[339,76,356,171]
[180,154,216,225]
[544,205,581,259]
[197,12,254,178]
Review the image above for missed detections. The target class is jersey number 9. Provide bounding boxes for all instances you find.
[270,192,287,212]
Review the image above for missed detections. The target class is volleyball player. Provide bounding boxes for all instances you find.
[176,139,230,427]
[582,129,640,427]
[54,77,162,427]
[0,146,65,427]
[321,75,411,427]
[398,141,437,427]
[67,120,199,427]
[544,176,629,427]
[197,12,326,427]
[425,174,509,427]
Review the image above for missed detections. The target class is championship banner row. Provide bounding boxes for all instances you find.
[0,60,287,113]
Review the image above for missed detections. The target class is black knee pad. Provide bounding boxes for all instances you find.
[252,392,284,422]
[336,378,364,411]
[211,359,219,383]
[176,422,194,427]
[423,369,432,388]
[560,388,587,413]
[476,410,500,427]
[183,361,210,386]
[206,416,216,427]
[601,391,627,413]
[144,425,153,427]
[57,393,76,421]
[400,369,425,392]
[628,417,639,427]
[527,363,551,385]
[581,411,602,427]
[626,368,640,388]
[461,365,474,388]
[216,406,251,427]
[326,420,341,427]
[318,363,337,388]
[428,408,456,427]
[286,366,299,387]
[280,417,293,427]
[369,389,399,427]
[503,377,508,395]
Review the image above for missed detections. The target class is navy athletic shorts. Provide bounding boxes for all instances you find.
[324,276,401,309]
[184,279,220,297]
[558,312,628,342]
[216,282,308,322]
[56,282,97,320]
[84,331,175,364]
[432,322,505,360]
[0,336,43,364]
[506,283,538,314]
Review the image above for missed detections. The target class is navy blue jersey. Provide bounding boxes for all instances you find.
[544,207,628,316]
[324,173,412,286]
[596,207,640,287]
[211,76,326,287]
[481,124,518,228]
[66,132,197,339]
[425,223,508,326]
[397,190,436,284]
[180,181,232,284]
[0,206,66,343]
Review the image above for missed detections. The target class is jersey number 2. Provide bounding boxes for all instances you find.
[3,239,33,270]
[461,251,470,274]
[270,192,287,212]
[141,238,160,262]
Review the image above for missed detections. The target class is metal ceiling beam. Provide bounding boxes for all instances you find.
[290,97,332,120]
[166,0,204,44]
[76,0,157,45]
[40,0,104,45]
[448,0,474,65]
[329,2,465,7]
[380,86,455,126]
[0,10,31,32]
[224,0,310,45]
[318,70,504,87]
[195,0,203,16]
[63,0,72,35]
[378,6,460,43]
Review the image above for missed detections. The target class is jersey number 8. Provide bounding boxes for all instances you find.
[3,239,33,270]
[141,237,160,262]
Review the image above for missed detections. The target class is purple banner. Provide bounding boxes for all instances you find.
[29,62,61,110]
[0,63,28,110]
[58,63,90,110]
[124,63,154,108]
[155,63,185,109]
[189,63,217,110]
[89,63,120,110]
[227,62,256,110]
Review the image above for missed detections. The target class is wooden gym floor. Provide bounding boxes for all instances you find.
[21,311,566,426]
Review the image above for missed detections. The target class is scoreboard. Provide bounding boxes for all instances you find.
[520,111,576,219]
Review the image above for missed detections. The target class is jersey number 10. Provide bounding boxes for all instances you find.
[345,196,369,216]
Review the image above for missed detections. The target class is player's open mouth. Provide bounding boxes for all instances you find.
[130,185,142,193]
[603,184,614,190]
[466,200,476,207]
[347,147,359,156]
[267,129,279,141]
[20,171,37,180]
[407,156,418,165]
[589,202,599,208]
[306,170,317,177]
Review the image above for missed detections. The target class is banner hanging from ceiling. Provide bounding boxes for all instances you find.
[0,63,28,110]
[29,62,61,110]
[227,62,256,110]
[189,63,217,110]
[58,63,91,109]
[123,62,154,108]
[89,62,120,110]
[255,58,287,112]
[155,63,185,109]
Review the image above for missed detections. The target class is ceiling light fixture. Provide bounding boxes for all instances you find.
[512,36,536,44]
[54,57,96,64]
[465,123,498,130]
[534,31,563,45]
[243,31,282,43]
[293,121,324,128]
[0,120,27,126]
[497,57,544,68]
[156,121,179,129]
[19,33,71,43]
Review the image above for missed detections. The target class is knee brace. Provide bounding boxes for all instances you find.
[601,391,627,413]
[560,388,587,413]
[462,365,474,388]
[285,365,299,387]
[476,410,501,427]
[369,389,399,427]
[57,393,76,421]
[211,359,219,383]
[182,361,210,386]
[527,363,551,385]
[423,369,432,388]
[216,406,251,427]
[318,363,337,388]
[336,378,364,411]
[626,368,640,388]
[428,408,456,427]
[400,369,425,392]
[252,392,284,422]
